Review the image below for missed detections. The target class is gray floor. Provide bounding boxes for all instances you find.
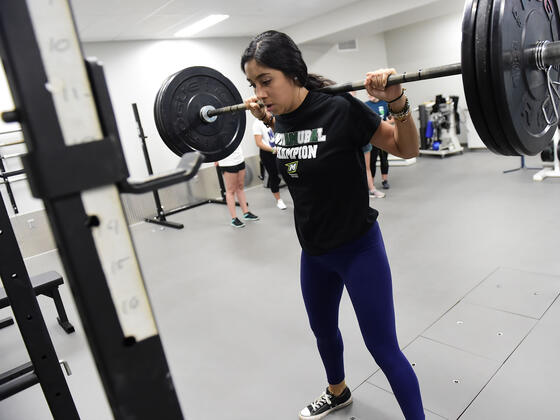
[1,150,560,420]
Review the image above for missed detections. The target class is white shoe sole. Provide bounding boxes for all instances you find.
[298,396,353,420]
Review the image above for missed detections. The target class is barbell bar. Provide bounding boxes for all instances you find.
[202,38,560,117]
[202,63,465,120]
[198,63,464,123]
[154,0,560,161]
[206,38,560,117]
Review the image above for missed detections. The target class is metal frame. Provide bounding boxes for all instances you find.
[503,156,541,174]
[0,130,25,214]
[534,129,560,181]
[132,104,237,218]
[162,165,241,217]
[132,103,184,229]
[0,193,77,415]
[0,0,185,418]
[0,157,21,213]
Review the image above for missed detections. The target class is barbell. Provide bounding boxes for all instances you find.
[154,0,560,161]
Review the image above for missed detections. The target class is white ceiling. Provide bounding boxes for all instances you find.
[70,0,466,44]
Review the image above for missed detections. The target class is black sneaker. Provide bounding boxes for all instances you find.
[299,387,353,419]
[382,180,390,189]
[242,211,259,221]
[231,217,245,228]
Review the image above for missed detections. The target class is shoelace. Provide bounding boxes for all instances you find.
[310,392,332,411]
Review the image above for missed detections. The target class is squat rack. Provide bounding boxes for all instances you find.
[0,0,201,418]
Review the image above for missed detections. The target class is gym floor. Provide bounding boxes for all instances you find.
[1,150,559,420]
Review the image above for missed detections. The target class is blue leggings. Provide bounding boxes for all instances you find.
[300,222,424,419]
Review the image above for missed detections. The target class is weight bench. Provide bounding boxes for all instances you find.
[0,271,74,334]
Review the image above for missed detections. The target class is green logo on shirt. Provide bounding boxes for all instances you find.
[286,161,299,174]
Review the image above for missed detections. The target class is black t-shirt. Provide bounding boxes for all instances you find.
[274,90,382,255]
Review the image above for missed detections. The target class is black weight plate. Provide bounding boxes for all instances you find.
[490,0,560,156]
[155,68,221,158]
[154,74,179,155]
[474,0,519,155]
[158,67,243,161]
[154,66,245,162]
[160,71,195,157]
[461,0,508,155]
[154,72,192,156]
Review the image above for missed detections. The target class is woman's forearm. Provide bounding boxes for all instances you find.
[390,96,419,158]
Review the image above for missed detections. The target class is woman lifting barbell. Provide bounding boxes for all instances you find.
[241,31,425,420]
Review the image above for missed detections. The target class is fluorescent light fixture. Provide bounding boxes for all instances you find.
[174,14,230,37]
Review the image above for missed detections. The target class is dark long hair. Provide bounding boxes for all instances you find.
[241,30,334,90]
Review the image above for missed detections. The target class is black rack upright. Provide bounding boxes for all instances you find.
[0,0,185,418]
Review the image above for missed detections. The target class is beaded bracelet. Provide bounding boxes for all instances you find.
[388,96,411,122]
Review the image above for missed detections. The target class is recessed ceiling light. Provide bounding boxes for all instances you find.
[174,14,230,37]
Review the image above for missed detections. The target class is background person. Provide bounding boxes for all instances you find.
[252,118,287,210]
[216,144,259,228]
[365,95,391,190]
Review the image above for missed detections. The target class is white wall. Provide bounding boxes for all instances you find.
[384,12,465,115]
[301,11,464,107]
[83,37,257,177]
[301,34,388,102]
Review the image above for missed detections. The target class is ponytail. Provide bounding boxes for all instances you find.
[305,73,336,90]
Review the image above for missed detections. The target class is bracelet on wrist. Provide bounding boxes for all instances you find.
[388,96,411,122]
[261,113,274,128]
[388,96,408,113]
[387,88,406,104]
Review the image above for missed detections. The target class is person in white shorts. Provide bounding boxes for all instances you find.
[216,144,259,228]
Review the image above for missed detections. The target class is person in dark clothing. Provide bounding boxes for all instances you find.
[252,118,287,210]
[365,95,391,190]
[241,30,424,420]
